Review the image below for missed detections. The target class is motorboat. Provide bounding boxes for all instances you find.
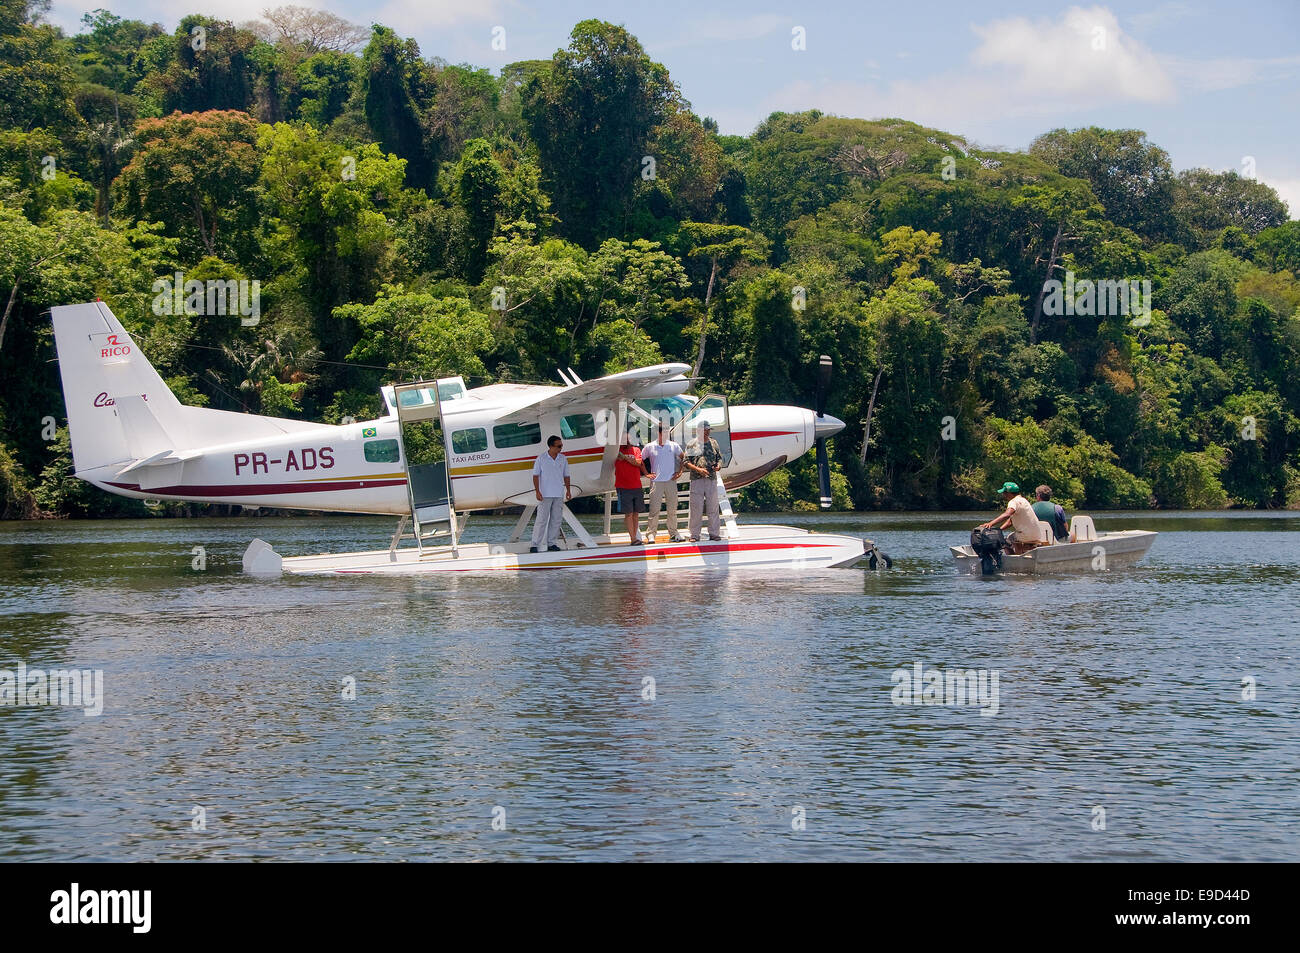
[951,515,1156,574]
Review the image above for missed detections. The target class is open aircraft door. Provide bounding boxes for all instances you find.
[391,379,460,556]
[670,393,738,537]
[671,394,732,466]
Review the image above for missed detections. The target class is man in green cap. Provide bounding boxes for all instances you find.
[980,481,1043,554]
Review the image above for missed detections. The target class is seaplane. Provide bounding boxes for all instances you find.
[50,300,887,574]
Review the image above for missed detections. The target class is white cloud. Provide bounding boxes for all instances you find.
[749,6,1178,135]
[971,5,1175,104]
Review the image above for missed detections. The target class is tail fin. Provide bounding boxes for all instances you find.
[50,302,189,475]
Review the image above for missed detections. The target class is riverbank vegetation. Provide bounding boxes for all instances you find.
[2,4,1298,517]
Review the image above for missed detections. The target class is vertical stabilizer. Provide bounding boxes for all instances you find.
[50,302,188,474]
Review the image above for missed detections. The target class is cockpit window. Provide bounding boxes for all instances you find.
[634,395,693,427]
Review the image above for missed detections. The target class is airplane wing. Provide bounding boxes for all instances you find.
[493,363,692,424]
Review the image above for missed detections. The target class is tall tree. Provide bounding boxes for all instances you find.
[115,110,263,264]
[361,26,433,190]
[253,5,368,54]
[1172,168,1291,246]
[147,16,261,114]
[0,0,79,133]
[522,20,679,247]
[1030,127,1177,241]
[454,138,504,284]
[678,222,767,377]
[258,123,409,363]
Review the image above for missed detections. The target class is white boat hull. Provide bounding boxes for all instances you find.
[246,524,870,576]
[950,530,1157,574]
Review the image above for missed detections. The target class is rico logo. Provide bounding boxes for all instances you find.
[99,333,131,359]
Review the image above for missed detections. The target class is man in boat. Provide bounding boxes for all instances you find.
[615,431,647,545]
[980,482,1042,554]
[1032,485,1069,541]
[643,423,685,543]
[530,435,572,553]
[684,421,723,542]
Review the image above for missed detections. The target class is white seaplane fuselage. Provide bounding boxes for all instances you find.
[83,386,820,516]
[52,301,875,574]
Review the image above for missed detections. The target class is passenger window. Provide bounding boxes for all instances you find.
[364,439,401,463]
[493,422,541,449]
[561,414,595,440]
[452,428,487,454]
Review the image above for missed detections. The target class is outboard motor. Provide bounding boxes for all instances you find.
[970,526,1006,575]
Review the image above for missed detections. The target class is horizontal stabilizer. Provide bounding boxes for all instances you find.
[116,447,204,476]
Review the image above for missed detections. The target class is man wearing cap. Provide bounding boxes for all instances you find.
[980,481,1042,554]
[684,421,724,542]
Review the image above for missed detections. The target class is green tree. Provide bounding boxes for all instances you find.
[0,0,80,133]
[361,26,432,190]
[861,277,949,501]
[522,20,679,247]
[145,16,261,114]
[115,110,263,264]
[258,122,409,369]
[1172,168,1290,247]
[1029,127,1176,241]
[677,221,767,377]
[453,138,504,283]
[294,50,358,127]
[339,285,493,381]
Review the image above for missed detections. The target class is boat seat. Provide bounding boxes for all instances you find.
[1036,520,1054,545]
[1070,515,1097,542]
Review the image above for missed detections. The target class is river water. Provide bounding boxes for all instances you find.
[0,511,1295,861]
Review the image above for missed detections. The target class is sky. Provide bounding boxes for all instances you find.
[44,0,1300,216]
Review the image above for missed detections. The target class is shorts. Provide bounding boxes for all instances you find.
[617,488,645,513]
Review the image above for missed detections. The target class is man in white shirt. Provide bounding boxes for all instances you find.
[980,481,1043,554]
[642,423,684,542]
[530,435,572,553]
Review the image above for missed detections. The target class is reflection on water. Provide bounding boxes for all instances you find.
[0,512,1296,860]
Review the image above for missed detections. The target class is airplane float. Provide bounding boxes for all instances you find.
[50,300,886,574]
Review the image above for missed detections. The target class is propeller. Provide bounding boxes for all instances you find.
[813,355,834,509]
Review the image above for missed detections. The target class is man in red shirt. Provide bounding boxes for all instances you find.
[614,431,647,545]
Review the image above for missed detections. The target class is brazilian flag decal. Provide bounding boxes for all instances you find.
[362,427,377,438]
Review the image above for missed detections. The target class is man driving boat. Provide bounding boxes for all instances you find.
[980,481,1043,554]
